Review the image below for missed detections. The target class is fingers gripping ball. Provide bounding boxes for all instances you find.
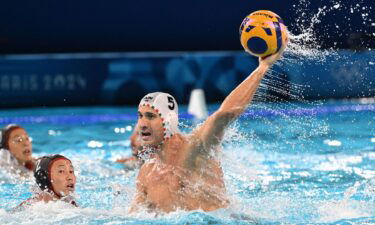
[239,10,288,57]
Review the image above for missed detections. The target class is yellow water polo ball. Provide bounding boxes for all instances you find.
[239,10,288,57]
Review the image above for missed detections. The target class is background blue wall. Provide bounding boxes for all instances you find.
[0,51,373,107]
[0,1,373,107]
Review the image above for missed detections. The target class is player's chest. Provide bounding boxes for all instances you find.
[143,163,187,194]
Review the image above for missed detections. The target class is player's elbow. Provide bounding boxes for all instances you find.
[218,107,243,120]
[215,109,239,124]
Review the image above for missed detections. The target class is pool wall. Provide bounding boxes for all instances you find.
[0,50,374,107]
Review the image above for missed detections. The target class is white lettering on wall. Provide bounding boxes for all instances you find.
[0,73,87,92]
[1,75,10,91]
[76,75,87,89]
[11,75,21,90]
[67,74,75,90]
[54,74,65,89]
[44,75,52,91]
[30,75,38,91]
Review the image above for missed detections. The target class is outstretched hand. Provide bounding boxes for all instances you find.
[259,36,289,67]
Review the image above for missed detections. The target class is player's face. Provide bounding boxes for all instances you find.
[137,106,164,146]
[50,159,76,197]
[7,128,33,163]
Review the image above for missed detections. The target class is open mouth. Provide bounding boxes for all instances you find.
[67,184,75,191]
[141,132,151,137]
[140,130,152,141]
[23,149,31,155]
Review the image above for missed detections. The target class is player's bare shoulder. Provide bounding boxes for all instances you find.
[137,159,156,184]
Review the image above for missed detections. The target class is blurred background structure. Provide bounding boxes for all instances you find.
[0,0,374,107]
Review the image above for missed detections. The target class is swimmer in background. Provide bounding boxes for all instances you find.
[130,41,287,213]
[18,154,77,208]
[115,129,149,169]
[0,124,36,176]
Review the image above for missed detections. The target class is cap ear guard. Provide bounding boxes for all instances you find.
[34,157,53,192]
[34,169,50,191]
[165,111,179,135]
[34,154,69,194]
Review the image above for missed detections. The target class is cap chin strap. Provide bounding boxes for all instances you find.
[43,188,61,199]
[137,144,162,161]
[137,113,178,159]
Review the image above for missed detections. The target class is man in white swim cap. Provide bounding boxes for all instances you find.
[131,40,288,213]
[137,92,179,145]
[116,92,180,169]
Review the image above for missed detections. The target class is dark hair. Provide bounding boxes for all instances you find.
[34,154,71,196]
[0,124,23,150]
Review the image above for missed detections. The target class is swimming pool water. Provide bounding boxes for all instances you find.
[0,100,374,224]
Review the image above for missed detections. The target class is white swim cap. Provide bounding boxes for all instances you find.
[139,92,179,140]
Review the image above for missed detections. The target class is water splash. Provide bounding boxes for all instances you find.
[1,1,375,224]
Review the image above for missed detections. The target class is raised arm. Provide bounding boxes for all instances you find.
[187,46,287,161]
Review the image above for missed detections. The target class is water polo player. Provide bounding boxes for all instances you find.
[19,154,77,207]
[0,124,36,176]
[130,42,287,213]
[116,129,146,169]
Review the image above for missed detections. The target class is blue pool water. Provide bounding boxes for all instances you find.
[0,100,374,224]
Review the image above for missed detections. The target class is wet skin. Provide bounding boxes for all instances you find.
[137,108,165,146]
[131,43,288,213]
[17,158,77,208]
[132,106,228,213]
[7,128,33,165]
[50,159,76,197]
